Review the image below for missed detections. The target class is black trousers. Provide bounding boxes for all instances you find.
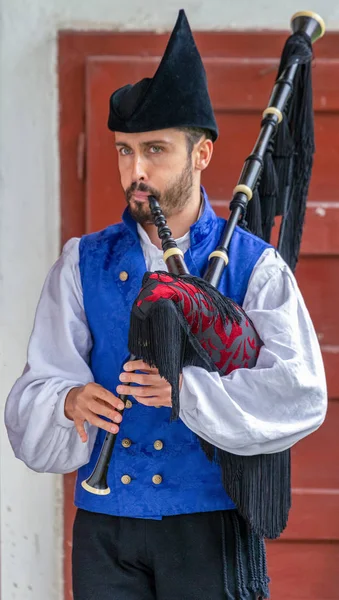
[72,509,269,600]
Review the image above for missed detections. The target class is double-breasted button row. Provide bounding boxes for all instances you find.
[120,474,163,485]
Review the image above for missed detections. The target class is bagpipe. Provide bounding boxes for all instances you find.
[82,11,325,539]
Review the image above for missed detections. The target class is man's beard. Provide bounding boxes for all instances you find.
[125,158,193,224]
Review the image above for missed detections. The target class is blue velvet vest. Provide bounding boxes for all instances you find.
[75,191,270,518]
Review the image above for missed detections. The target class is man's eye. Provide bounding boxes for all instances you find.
[149,146,163,154]
[119,147,132,156]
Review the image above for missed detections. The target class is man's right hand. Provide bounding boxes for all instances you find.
[64,383,125,443]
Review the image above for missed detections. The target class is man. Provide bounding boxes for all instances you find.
[5,9,327,600]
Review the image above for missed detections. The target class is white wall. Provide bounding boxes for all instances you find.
[1,0,338,598]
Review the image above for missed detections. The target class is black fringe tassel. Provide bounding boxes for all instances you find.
[258,142,279,243]
[201,438,291,539]
[245,189,263,239]
[273,115,294,217]
[274,30,315,271]
[247,31,315,273]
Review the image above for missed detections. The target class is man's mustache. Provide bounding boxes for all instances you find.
[126,182,160,202]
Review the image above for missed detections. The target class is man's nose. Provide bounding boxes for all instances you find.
[131,155,148,182]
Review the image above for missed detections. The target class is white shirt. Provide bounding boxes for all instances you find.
[4,227,327,474]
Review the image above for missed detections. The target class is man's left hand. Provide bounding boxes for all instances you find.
[116,360,182,408]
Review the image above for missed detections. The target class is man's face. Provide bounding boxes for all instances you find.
[115,129,194,224]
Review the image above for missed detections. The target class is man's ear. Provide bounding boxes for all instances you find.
[194,138,213,171]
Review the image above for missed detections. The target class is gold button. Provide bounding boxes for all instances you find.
[122,438,132,448]
[119,271,129,282]
[121,475,132,485]
[125,400,133,409]
[152,474,162,485]
[153,440,163,450]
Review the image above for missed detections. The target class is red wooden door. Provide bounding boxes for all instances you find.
[59,30,339,600]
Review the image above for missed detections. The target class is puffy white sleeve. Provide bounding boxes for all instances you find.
[4,238,97,474]
[179,248,327,455]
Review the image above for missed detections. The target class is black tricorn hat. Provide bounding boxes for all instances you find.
[108,9,218,141]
